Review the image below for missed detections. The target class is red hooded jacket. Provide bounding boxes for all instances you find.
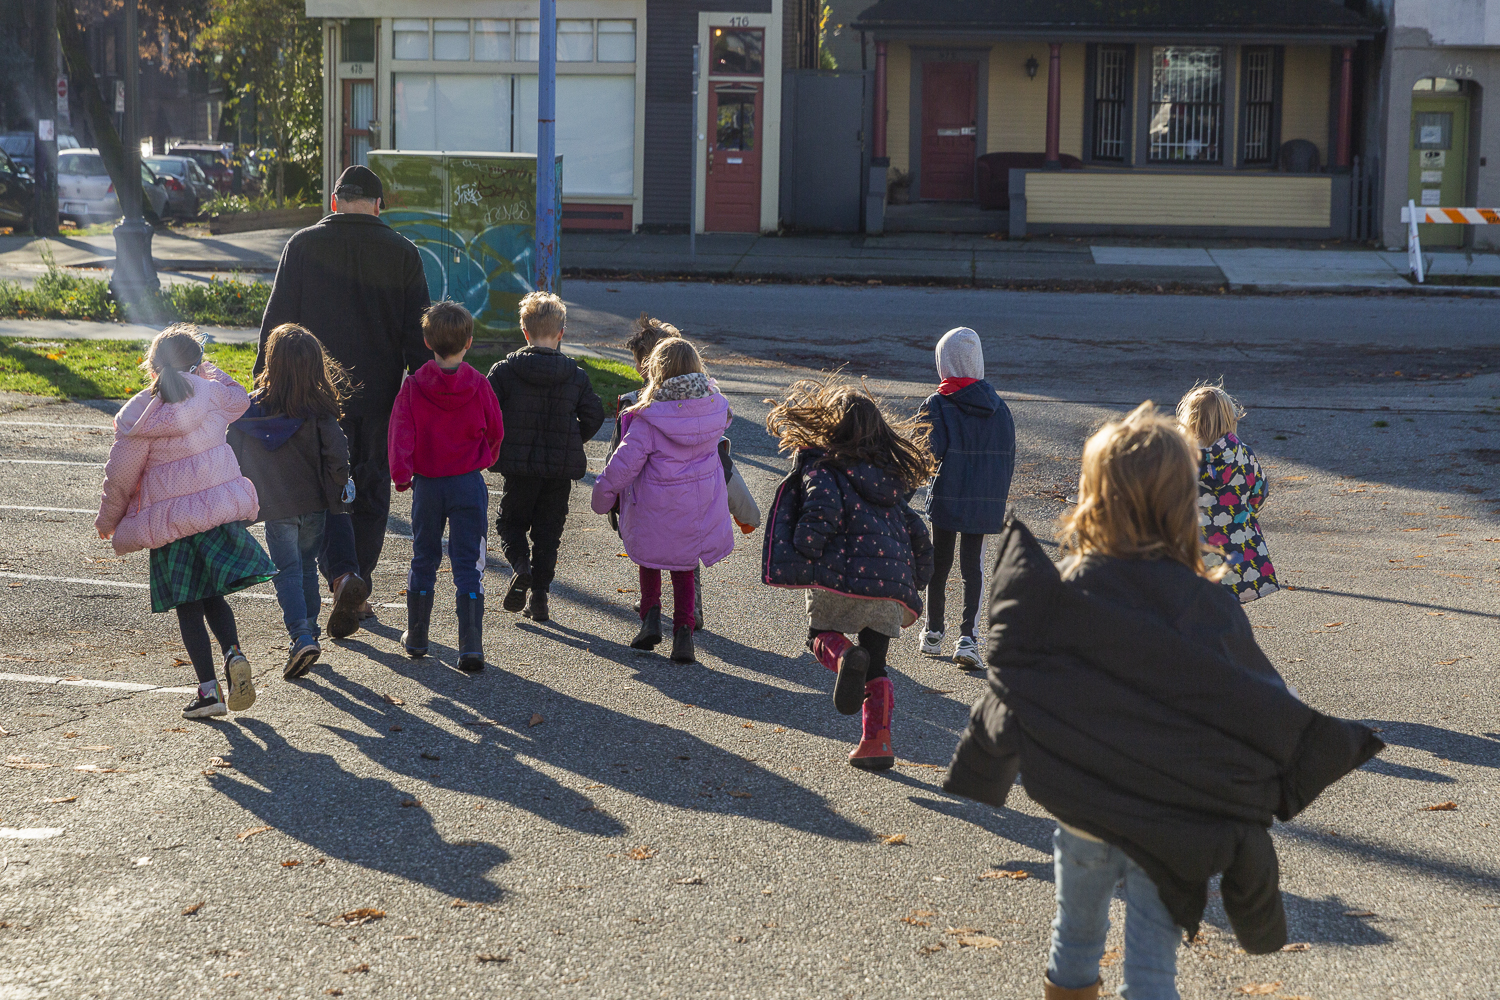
[388,361,504,489]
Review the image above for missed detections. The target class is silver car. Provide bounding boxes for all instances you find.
[58,148,170,225]
[144,155,215,219]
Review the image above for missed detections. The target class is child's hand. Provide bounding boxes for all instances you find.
[97,528,113,540]
[734,518,755,535]
[395,481,411,493]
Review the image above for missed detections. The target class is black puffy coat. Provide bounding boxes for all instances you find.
[762,449,934,623]
[944,518,1383,951]
[486,346,605,479]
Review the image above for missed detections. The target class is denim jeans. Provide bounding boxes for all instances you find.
[410,471,489,597]
[1048,825,1182,1000]
[264,512,327,642]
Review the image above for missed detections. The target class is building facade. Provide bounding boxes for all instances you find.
[305,0,820,232]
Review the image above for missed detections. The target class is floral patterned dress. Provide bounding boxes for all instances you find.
[1197,433,1279,603]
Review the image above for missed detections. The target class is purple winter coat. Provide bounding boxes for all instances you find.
[590,393,735,572]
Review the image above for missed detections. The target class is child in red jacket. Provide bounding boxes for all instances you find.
[389,302,504,672]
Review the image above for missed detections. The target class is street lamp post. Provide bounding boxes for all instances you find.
[110,0,161,318]
[534,0,557,292]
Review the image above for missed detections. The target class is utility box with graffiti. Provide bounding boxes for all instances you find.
[367,151,562,337]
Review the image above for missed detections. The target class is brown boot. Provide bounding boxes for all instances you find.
[1043,977,1101,1000]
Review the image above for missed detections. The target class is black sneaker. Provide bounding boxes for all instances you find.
[503,572,531,613]
[183,685,227,719]
[670,626,696,664]
[522,590,549,622]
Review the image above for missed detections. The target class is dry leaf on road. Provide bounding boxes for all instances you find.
[382,694,404,705]
[44,796,77,804]
[400,799,422,808]
[476,954,509,963]
[1423,801,1458,811]
[528,713,545,727]
[343,963,370,974]
[236,825,272,841]
[1281,942,1311,952]
[917,943,945,957]
[1236,983,1281,996]
[882,833,907,846]
[627,845,657,860]
[674,875,704,885]
[955,935,1004,949]
[181,901,204,915]
[978,868,1030,880]
[208,757,233,769]
[281,859,302,868]
[728,790,752,799]
[1100,946,1121,968]
[340,908,385,925]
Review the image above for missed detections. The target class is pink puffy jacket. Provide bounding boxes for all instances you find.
[95,362,261,554]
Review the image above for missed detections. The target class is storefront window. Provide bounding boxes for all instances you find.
[474,20,512,61]
[515,75,636,195]
[597,20,636,62]
[393,19,430,60]
[558,20,594,61]
[433,20,470,61]
[395,74,511,152]
[516,20,539,61]
[1148,46,1223,163]
[711,28,763,76]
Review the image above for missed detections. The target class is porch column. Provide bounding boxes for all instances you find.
[874,41,888,159]
[1334,45,1354,172]
[1044,42,1062,168]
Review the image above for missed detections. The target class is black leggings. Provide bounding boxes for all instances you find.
[175,596,240,686]
[809,626,889,681]
[928,529,985,637]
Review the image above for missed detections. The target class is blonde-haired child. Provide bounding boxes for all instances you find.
[944,401,1382,1000]
[1176,382,1277,603]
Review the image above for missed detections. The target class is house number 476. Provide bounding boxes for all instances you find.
[729,16,750,26]
[1445,63,1474,78]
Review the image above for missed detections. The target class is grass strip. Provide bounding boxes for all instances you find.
[0,251,269,325]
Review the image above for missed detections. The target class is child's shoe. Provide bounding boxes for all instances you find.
[1043,976,1102,1000]
[670,626,696,664]
[402,589,433,657]
[632,606,663,650]
[224,646,255,712]
[456,592,485,673]
[182,680,227,719]
[327,572,371,639]
[522,589,549,622]
[953,635,982,669]
[502,572,531,613]
[849,677,895,771]
[811,631,869,716]
[284,636,321,680]
[919,627,945,655]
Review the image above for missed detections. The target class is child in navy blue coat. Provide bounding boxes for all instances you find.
[916,327,1015,668]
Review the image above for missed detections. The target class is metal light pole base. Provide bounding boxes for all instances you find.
[110,217,165,324]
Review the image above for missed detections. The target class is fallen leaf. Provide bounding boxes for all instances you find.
[728,790,752,799]
[955,935,1004,949]
[236,825,273,841]
[626,845,657,860]
[420,752,441,761]
[382,694,404,705]
[881,833,908,846]
[1343,909,1376,918]
[281,859,302,868]
[171,658,191,667]
[208,756,233,769]
[1323,622,1344,627]
[63,732,78,739]
[978,868,1030,880]
[901,916,930,927]
[181,901,204,915]
[585,783,605,789]
[476,954,509,963]
[674,875,704,885]
[400,799,422,808]
[741,722,754,729]
[223,971,241,979]
[162,727,188,733]
[528,713,544,727]
[324,990,343,997]
[1281,942,1311,952]
[44,796,77,804]
[1100,946,1121,968]
[1423,801,1458,811]
[1437,659,1459,665]
[340,908,385,924]
[1236,983,1281,996]
[917,943,945,957]
[343,963,370,974]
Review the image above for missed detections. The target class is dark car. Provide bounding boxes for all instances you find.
[144,155,214,219]
[0,148,34,231]
[0,131,80,176]
[168,142,235,194]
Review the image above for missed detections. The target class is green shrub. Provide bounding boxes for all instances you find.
[204,191,319,216]
[161,276,271,327]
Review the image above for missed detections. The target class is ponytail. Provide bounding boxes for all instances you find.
[141,324,205,404]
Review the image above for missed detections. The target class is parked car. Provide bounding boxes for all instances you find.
[0,148,34,231]
[57,148,169,225]
[144,154,214,219]
[169,142,235,194]
[0,131,80,176]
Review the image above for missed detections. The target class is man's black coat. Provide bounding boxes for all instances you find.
[256,213,430,416]
[944,518,1383,952]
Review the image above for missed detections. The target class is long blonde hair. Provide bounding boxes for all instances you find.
[141,324,205,404]
[628,338,707,412]
[1176,380,1244,447]
[1058,401,1211,576]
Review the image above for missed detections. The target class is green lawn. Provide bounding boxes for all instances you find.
[0,337,639,405]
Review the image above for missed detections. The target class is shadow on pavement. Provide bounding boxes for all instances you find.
[1363,720,1500,771]
[1278,822,1500,899]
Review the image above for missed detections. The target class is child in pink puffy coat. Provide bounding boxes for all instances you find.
[96,325,276,720]
[590,339,734,665]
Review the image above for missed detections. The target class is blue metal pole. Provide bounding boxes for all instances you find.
[535,0,557,291]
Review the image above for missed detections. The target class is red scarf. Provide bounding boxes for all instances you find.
[939,377,979,396]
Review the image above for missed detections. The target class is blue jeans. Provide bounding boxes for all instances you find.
[264,513,326,642]
[409,471,489,598]
[1049,825,1181,1000]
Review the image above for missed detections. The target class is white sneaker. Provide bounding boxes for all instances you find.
[953,635,982,669]
[919,628,944,655]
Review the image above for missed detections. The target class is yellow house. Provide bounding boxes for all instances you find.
[853,0,1379,238]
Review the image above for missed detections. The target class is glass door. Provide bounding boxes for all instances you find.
[343,79,375,170]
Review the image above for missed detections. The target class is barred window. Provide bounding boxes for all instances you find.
[1092,45,1130,162]
[1148,46,1223,163]
[1242,47,1276,164]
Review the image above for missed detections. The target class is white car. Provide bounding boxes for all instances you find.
[57,148,170,225]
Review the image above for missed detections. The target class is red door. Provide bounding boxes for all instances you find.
[705,83,762,232]
[921,62,977,201]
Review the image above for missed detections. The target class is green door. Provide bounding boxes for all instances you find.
[1408,93,1470,247]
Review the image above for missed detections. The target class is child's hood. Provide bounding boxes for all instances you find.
[411,361,490,412]
[942,380,1001,417]
[635,391,729,448]
[114,374,232,439]
[230,399,305,451]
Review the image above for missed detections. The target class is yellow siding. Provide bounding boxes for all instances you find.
[986,42,1086,157]
[1026,172,1331,227]
[1281,46,1331,164]
[887,43,911,174]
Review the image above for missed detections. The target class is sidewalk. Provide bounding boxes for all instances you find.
[3,228,1498,294]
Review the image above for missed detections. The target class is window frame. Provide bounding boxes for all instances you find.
[1237,45,1283,168]
[1146,45,1226,166]
[1084,43,1134,165]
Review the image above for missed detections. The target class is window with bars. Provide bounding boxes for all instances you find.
[1241,47,1277,164]
[1092,45,1131,162]
[1148,46,1223,163]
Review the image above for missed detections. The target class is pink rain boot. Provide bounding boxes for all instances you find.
[812,631,869,716]
[849,677,895,771]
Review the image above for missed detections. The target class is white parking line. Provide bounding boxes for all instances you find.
[0,459,105,466]
[0,670,195,695]
[0,571,276,599]
[0,505,98,514]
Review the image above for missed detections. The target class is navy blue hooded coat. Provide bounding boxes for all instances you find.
[918,381,1015,535]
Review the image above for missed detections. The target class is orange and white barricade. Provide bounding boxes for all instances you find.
[1401,201,1500,283]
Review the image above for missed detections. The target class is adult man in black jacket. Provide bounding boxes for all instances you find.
[255,165,430,638]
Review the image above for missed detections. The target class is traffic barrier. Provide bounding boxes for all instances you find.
[1400,200,1500,283]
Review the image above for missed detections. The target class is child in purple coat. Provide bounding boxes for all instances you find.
[591,339,734,664]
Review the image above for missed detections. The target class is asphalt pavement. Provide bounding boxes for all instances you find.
[0,284,1498,999]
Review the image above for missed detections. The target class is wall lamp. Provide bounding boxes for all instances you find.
[1025,55,1039,79]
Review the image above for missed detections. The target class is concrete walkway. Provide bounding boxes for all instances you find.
[2,228,1497,294]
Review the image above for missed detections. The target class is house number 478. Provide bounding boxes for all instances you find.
[1445,63,1474,78]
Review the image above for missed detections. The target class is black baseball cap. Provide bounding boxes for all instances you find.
[334,164,383,202]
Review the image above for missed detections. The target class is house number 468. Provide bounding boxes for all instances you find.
[1445,63,1474,78]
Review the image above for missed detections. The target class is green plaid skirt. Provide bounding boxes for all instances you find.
[149,522,277,613]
